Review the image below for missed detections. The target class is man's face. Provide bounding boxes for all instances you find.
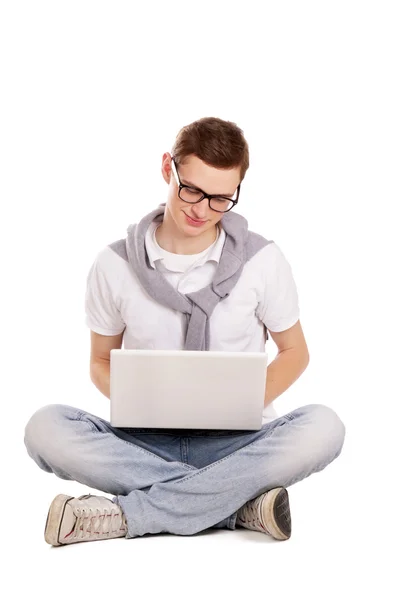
[162,153,241,238]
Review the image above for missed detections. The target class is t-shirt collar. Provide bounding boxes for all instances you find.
[145,220,226,270]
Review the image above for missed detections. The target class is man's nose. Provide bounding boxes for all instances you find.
[191,197,210,218]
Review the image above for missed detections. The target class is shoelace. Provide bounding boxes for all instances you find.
[68,506,127,541]
[237,495,272,535]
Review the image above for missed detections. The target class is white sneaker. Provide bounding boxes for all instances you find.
[236,487,291,540]
[44,494,128,546]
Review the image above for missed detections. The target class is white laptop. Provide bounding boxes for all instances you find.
[110,349,268,431]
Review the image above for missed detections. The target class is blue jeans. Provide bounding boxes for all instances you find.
[24,403,345,538]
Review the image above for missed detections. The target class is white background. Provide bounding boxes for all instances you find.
[1,0,398,597]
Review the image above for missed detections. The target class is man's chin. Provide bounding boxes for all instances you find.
[181,224,209,237]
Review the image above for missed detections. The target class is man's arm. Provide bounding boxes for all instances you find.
[264,348,309,407]
[264,320,310,407]
[89,330,124,400]
[90,359,111,399]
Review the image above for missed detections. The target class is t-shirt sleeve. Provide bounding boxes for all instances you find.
[85,255,126,336]
[256,243,300,332]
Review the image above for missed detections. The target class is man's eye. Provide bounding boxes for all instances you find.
[186,188,201,195]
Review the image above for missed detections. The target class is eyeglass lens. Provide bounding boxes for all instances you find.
[179,187,235,212]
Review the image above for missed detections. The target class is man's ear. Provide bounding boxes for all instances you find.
[161,152,172,184]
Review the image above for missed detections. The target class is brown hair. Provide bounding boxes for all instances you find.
[171,116,249,182]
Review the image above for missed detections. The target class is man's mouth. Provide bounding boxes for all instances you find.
[184,213,207,226]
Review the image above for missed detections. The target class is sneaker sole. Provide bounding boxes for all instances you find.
[44,494,74,546]
[262,487,291,540]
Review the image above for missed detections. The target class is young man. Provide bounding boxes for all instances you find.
[24,117,345,546]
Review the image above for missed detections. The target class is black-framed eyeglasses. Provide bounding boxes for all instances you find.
[170,157,240,213]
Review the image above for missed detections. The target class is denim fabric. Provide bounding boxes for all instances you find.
[24,403,345,538]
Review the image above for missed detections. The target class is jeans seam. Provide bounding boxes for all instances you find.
[282,413,296,422]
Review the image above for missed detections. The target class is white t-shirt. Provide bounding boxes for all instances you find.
[85,221,300,424]
[150,222,220,274]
